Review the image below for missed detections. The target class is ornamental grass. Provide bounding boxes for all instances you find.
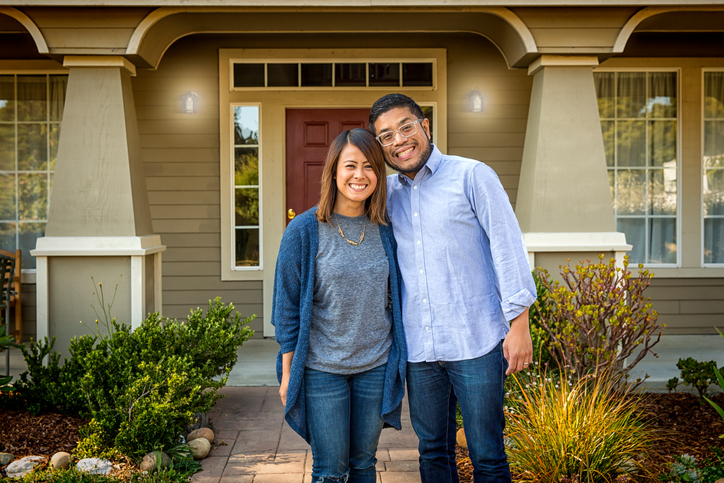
[505,370,660,483]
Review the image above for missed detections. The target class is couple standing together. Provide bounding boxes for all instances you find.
[272,93,537,483]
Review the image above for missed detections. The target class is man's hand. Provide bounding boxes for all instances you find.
[503,308,533,375]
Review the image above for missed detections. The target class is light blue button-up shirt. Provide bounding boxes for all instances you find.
[387,145,537,363]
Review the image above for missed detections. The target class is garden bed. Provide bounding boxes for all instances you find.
[3,392,724,482]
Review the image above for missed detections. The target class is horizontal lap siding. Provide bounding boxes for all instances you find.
[647,278,724,334]
[445,36,532,209]
[135,39,263,336]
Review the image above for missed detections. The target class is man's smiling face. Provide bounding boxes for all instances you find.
[372,107,432,179]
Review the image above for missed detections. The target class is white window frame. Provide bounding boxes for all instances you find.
[702,68,724,267]
[229,102,263,272]
[594,67,682,268]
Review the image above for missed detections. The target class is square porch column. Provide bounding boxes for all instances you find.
[31,56,165,358]
[516,55,631,274]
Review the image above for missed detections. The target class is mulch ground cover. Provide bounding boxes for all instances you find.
[456,392,724,482]
[2,393,724,481]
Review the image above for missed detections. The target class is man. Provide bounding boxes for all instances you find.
[369,93,536,483]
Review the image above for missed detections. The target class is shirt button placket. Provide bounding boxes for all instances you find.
[412,177,434,360]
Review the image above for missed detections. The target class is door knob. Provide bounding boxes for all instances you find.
[287,208,296,220]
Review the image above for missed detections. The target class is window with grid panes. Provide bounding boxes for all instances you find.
[233,105,261,268]
[0,74,67,269]
[704,71,724,265]
[594,71,678,265]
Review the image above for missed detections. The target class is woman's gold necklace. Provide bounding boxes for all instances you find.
[334,213,366,246]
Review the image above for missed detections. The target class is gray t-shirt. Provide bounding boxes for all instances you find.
[306,214,393,374]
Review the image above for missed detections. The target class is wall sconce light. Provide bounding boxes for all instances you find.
[182,91,198,114]
[469,89,484,113]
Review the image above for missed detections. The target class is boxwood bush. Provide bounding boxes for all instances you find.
[2,297,254,459]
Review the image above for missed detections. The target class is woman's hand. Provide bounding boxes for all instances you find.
[279,378,289,406]
[280,351,294,406]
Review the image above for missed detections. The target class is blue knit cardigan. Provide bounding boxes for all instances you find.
[271,207,407,442]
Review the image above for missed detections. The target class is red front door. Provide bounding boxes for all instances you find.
[285,108,370,223]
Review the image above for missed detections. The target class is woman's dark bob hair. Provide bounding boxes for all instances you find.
[316,128,388,225]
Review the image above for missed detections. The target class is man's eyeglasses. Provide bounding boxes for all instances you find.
[375,119,425,146]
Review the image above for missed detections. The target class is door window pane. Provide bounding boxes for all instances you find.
[335,63,366,87]
[235,148,259,186]
[268,64,298,87]
[235,228,259,267]
[301,64,332,87]
[595,71,678,265]
[233,63,264,88]
[402,63,433,87]
[369,63,400,87]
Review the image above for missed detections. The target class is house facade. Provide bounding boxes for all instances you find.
[0,1,723,355]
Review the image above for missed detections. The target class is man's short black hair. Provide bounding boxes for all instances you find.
[369,94,425,135]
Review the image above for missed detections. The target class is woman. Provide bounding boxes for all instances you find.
[272,128,406,483]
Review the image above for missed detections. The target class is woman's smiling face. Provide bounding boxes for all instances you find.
[333,143,378,215]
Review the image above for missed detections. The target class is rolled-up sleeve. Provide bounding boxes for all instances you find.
[470,163,537,322]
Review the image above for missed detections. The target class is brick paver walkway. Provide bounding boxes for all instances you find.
[192,386,421,483]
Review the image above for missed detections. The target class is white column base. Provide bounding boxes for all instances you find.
[31,235,166,332]
[524,232,632,270]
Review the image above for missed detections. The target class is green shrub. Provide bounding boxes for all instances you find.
[0,321,21,393]
[71,297,254,458]
[2,336,87,415]
[535,255,662,384]
[669,357,723,398]
[529,270,555,369]
[506,370,658,483]
[660,451,724,483]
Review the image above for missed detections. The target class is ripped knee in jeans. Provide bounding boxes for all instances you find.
[314,474,349,483]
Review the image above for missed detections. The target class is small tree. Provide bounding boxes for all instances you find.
[536,254,662,383]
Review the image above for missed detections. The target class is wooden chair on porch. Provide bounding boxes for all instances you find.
[0,249,21,344]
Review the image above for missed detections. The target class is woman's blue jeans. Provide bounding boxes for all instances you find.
[304,364,386,483]
[407,340,511,483]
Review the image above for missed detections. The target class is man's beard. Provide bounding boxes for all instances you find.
[385,140,433,175]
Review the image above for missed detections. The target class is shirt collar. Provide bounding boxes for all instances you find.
[397,144,442,185]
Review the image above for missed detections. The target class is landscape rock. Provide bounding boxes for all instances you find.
[0,452,14,466]
[187,427,215,444]
[76,458,113,475]
[456,428,467,449]
[5,456,45,479]
[140,451,172,473]
[50,452,71,470]
[714,479,724,483]
[188,437,211,459]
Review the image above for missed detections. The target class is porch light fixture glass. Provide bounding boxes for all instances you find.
[469,89,484,113]
[182,91,198,113]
